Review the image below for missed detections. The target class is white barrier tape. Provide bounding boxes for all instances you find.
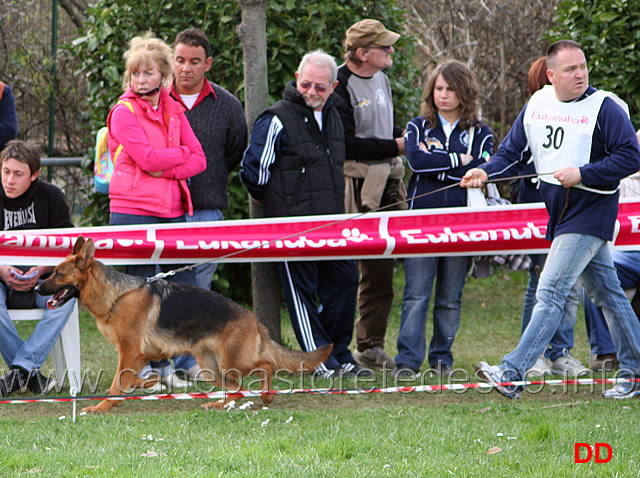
[1,377,636,405]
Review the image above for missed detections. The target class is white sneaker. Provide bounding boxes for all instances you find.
[526,355,552,377]
[551,354,589,376]
[602,381,640,399]
[138,364,156,380]
[161,372,191,390]
[133,364,165,392]
[144,382,167,393]
[475,361,521,400]
[603,382,640,399]
[185,364,208,381]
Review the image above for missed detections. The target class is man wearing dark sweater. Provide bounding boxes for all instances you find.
[0,140,76,397]
[170,28,248,290]
[240,50,364,378]
[169,28,247,381]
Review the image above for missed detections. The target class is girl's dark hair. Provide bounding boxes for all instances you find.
[420,60,479,130]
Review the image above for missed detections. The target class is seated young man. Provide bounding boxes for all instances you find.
[0,140,76,396]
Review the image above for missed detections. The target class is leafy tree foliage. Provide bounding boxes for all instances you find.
[75,0,417,133]
[549,0,640,127]
[398,0,561,141]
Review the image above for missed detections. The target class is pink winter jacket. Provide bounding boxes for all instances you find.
[107,87,206,217]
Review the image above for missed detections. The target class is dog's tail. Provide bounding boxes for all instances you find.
[259,323,333,372]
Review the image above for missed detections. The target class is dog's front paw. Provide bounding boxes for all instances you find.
[201,400,225,410]
[82,400,115,413]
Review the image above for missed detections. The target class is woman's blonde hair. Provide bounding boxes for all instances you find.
[122,33,173,90]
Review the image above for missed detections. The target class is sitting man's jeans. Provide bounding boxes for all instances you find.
[0,283,76,371]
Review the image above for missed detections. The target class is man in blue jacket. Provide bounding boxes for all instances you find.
[462,40,640,399]
[0,81,18,150]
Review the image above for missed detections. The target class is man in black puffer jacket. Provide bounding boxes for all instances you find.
[241,50,368,379]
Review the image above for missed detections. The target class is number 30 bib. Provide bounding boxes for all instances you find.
[523,84,626,194]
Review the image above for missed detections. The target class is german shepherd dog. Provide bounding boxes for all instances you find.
[36,236,332,413]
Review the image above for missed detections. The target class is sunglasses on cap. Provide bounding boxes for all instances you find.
[299,81,329,93]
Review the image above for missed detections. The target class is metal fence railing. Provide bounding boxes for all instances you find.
[41,157,91,221]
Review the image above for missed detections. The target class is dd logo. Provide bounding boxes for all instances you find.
[574,443,612,463]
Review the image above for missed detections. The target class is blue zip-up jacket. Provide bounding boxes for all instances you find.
[0,82,18,150]
[479,86,640,241]
[405,116,493,209]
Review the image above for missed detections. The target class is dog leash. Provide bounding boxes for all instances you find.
[146,171,555,282]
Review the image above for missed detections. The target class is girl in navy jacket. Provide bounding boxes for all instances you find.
[394,60,493,377]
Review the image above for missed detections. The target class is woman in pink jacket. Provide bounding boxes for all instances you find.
[107,33,206,388]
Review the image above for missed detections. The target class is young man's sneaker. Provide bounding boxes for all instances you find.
[27,370,57,395]
[602,381,640,399]
[551,354,589,375]
[139,364,159,380]
[475,361,521,400]
[526,355,553,377]
[175,364,208,382]
[138,365,167,392]
[0,368,29,397]
[161,372,191,391]
[390,364,421,380]
[354,346,395,369]
[185,364,205,381]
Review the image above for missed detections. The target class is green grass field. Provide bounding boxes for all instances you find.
[1,264,637,477]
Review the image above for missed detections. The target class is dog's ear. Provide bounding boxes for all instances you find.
[75,237,96,269]
[84,238,95,259]
[73,236,85,254]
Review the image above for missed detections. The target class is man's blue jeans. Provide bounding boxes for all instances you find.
[0,283,76,371]
[500,234,640,379]
[184,209,224,290]
[521,253,579,361]
[395,256,471,371]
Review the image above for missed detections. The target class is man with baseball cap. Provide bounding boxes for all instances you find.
[334,19,407,371]
[344,19,400,49]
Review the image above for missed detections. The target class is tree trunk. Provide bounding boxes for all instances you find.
[59,0,87,29]
[236,0,282,342]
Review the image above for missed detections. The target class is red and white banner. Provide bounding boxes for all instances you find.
[1,199,640,265]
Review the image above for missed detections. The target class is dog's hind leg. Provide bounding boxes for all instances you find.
[196,350,238,411]
[252,360,274,406]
